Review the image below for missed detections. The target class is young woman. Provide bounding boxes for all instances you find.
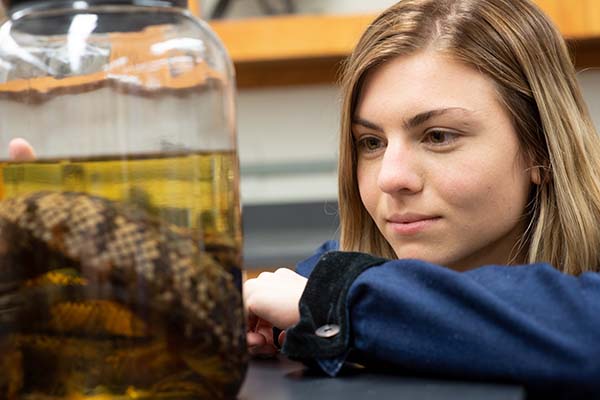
[243,0,600,397]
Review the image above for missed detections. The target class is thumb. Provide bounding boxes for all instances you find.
[9,138,36,161]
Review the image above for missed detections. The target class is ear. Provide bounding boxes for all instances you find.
[529,165,542,185]
[524,150,543,185]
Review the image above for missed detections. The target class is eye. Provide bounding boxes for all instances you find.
[356,135,385,152]
[424,130,458,146]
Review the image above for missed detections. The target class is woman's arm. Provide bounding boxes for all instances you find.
[283,252,600,397]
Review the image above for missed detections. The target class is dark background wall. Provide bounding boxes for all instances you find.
[242,200,339,269]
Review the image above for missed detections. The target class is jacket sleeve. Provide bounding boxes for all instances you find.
[283,251,600,398]
[295,240,339,278]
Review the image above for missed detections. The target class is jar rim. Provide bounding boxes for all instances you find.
[6,0,188,17]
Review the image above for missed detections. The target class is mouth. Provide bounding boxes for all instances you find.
[385,214,441,235]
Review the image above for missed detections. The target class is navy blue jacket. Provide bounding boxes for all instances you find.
[281,241,600,399]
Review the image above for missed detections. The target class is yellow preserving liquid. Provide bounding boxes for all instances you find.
[0,151,245,400]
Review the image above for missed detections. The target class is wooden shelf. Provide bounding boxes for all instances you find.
[209,1,600,88]
[3,1,596,87]
[210,14,374,63]
[210,14,374,88]
[537,0,600,38]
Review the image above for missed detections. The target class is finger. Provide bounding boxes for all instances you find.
[247,310,258,331]
[8,138,36,161]
[257,271,274,279]
[245,293,263,330]
[255,323,275,345]
[248,343,278,357]
[247,331,267,347]
[247,331,278,357]
[243,280,258,320]
[278,330,287,346]
[273,267,295,275]
[243,278,257,305]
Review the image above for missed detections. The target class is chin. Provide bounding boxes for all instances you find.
[392,246,441,264]
[391,246,467,270]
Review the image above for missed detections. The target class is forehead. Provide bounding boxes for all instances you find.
[355,51,504,120]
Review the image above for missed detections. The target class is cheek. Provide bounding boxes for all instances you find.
[356,161,378,215]
[438,172,491,207]
[436,155,531,222]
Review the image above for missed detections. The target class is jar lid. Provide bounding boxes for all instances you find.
[4,0,188,13]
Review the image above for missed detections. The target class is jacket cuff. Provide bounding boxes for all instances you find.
[282,251,387,361]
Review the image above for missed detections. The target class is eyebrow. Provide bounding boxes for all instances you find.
[352,107,472,131]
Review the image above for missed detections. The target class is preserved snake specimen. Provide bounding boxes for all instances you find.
[0,191,247,399]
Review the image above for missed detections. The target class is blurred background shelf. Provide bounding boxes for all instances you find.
[2,1,600,87]
[210,14,374,87]
[208,0,600,88]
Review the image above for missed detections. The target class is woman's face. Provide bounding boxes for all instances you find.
[353,51,538,271]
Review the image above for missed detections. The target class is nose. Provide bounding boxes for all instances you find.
[377,140,423,194]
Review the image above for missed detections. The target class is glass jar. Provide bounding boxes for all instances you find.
[0,0,246,398]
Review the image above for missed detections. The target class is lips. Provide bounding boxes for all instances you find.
[386,213,440,235]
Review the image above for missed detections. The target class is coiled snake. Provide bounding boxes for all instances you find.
[0,191,246,399]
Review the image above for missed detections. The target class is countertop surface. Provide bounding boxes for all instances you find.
[238,356,526,400]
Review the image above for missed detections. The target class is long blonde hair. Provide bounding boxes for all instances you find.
[338,0,600,274]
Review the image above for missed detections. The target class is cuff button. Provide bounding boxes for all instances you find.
[315,324,340,338]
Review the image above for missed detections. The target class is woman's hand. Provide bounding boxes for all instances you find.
[244,268,307,356]
[8,138,36,161]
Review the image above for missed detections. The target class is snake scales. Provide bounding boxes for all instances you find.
[0,191,247,399]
